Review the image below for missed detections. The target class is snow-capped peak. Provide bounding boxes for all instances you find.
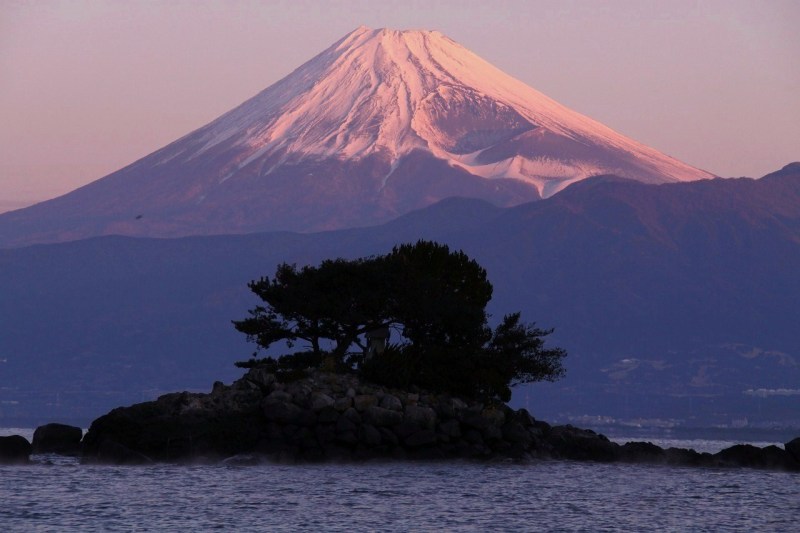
[0,26,719,245]
[182,26,712,197]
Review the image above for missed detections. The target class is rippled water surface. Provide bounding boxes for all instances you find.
[2,456,798,531]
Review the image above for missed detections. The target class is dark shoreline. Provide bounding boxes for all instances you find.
[3,370,799,471]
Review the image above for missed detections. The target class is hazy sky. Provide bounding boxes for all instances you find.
[1,0,798,212]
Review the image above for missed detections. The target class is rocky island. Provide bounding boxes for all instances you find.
[3,241,799,470]
[2,368,799,470]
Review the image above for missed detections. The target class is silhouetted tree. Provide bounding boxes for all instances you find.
[234,240,566,400]
[233,257,390,370]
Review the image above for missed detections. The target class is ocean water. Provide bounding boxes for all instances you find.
[2,430,799,531]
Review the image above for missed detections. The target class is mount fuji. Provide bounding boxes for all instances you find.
[0,26,714,247]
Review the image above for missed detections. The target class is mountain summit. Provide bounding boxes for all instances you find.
[0,26,714,246]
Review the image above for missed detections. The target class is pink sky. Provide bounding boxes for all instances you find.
[1,0,798,213]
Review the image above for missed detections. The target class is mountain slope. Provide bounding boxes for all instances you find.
[1,165,796,426]
[0,27,712,247]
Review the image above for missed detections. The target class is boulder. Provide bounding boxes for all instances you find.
[664,447,714,467]
[532,419,551,434]
[314,423,337,448]
[714,444,799,470]
[82,384,267,463]
[363,406,404,427]
[481,424,503,442]
[620,441,665,463]
[310,392,335,411]
[342,407,362,425]
[90,439,153,465]
[501,421,531,444]
[266,390,293,403]
[32,423,83,455]
[336,430,359,445]
[0,435,31,464]
[785,437,800,462]
[353,395,378,412]
[317,405,340,424]
[289,427,318,451]
[379,427,400,446]
[439,419,462,439]
[211,381,229,395]
[433,397,459,418]
[395,421,424,441]
[404,405,437,430]
[333,397,353,412]
[488,438,513,455]
[547,425,620,462]
[713,444,760,468]
[404,429,438,447]
[460,410,494,432]
[463,429,485,446]
[286,382,313,405]
[360,424,383,447]
[509,408,536,427]
[481,408,506,428]
[336,414,358,436]
[262,400,315,426]
[242,368,277,392]
[258,423,286,452]
[379,394,403,411]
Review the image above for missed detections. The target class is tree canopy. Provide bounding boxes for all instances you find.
[233,240,566,402]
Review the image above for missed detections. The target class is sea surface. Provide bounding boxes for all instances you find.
[2,429,799,532]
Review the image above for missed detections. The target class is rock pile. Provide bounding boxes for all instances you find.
[76,370,800,471]
[81,369,554,464]
[32,423,83,455]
